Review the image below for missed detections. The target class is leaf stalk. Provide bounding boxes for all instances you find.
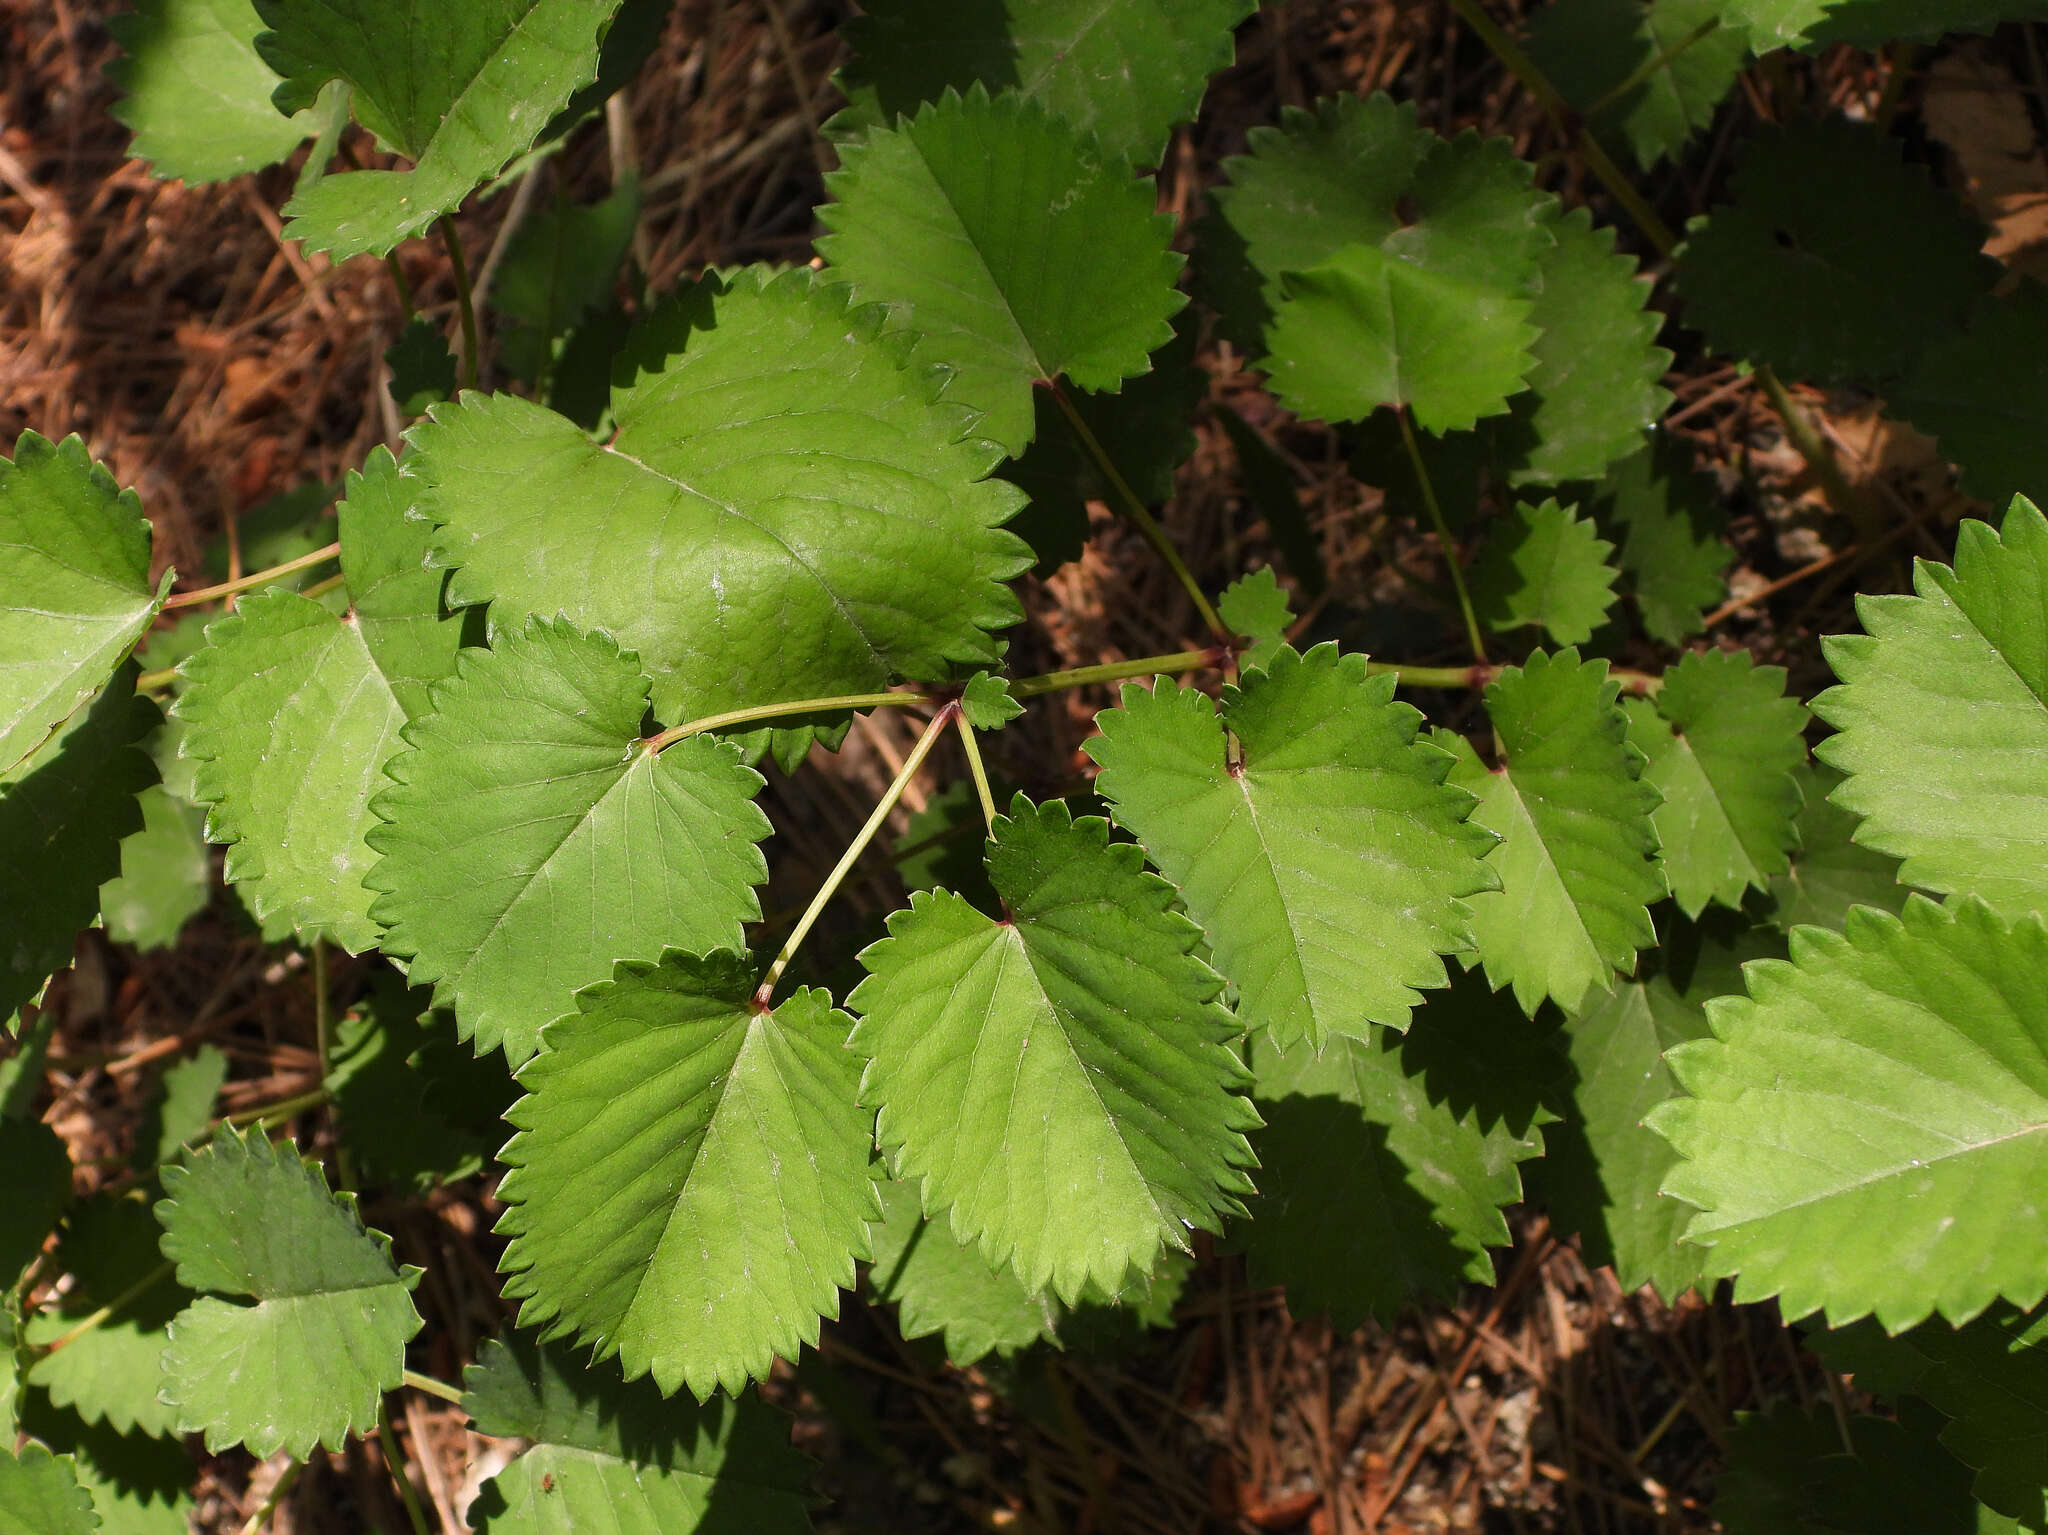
[1010,649,1221,698]
[29,1259,174,1360]
[954,710,999,829]
[438,214,480,392]
[163,543,342,609]
[1397,408,1488,665]
[401,1368,465,1405]
[379,1397,433,1535]
[646,692,931,754]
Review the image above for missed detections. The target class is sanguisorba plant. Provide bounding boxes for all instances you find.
[7,0,2048,1527]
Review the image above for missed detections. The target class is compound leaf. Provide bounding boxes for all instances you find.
[1652,896,2048,1330]
[0,432,167,776]
[1765,763,1913,933]
[834,0,1255,167]
[462,1333,814,1533]
[99,786,208,953]
[1627,649,1806,917]
[0,1446,97,1535]
[1446,650,1663,1015]
[155,1127,423,1457]
[1675,117,1994,383]
[818,86,1185,455]
[497,952,877,1399]
[259,0,624,258]
[1813,497,2048,920]
[1469,499,1620,645]
[108,0,314,184]
[866,1178,1061,1365]
[1894,289,2048,511]
[412,266,1029,726]
[368,619,771,1064]
[849,797,1259,1303]
[1087,645,1495,1047]
[1588,438,1730,647]
[1525,0,1747,169]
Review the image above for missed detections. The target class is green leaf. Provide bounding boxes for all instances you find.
[337,446,468,719]
[834,0,1255,167]
[1652,896,2048,1329]
[462,1333,815,1533]
[412,266,1029,726]
[1492,209,1672,487]
[1087,646,1495,1046]
[1243,972,1552,1327]
[383,317,457,418]
[1813,497,2048,920]
[1216,567,1294,672]
[0,1119,69,1283]
[25,1196,192,1440]
[1894,287,2048,510]
[15,1407,193,1535]
[1,673,157,1022]
[490,183,640,391]
[0,1012,53,1118]
[1729,0,2048,48]
[1469,499,1620,645]
[960,671,1021,730]
[0,1446,97,1535]
[1215,405,1326,594]
[1626,649,1806,917]
[497,951,876,1398]
[866,1178,1061,1365]
[1525,0,1747,169]
[0,432,167,776]
[850,796,1259,1302]
[108,0,314,183]
[259,0,625,258]
[1588,437,1730,646]
[155,1126,423,1457]
[1765,763,1914,933]
[99,787,208,953]
[1444,650,1663,1014]
[1675,117,1995,383]
[818,86,1186,455]
[134,1046,227,1169]
[367,620,771,1063]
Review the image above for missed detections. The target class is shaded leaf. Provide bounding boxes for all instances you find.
[383,317,457,418]
[1588,437,1730,646]
[134,1046,227,1169]
[108,0,313,183]
[99,786,208,953]
[1215,405,1325,593]
[0,1446,97,1535]
[1469,498,1620,645]
[1526,0,1746,168]
[490,182,640,391]
[14,1406,192,1535]
[1765,763,1914,933]
[1894,288,2048,510]
[866,1178,1061,1365]
[0,1119,69,1283]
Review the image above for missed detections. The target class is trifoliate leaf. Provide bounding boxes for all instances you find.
[1535,912,1779,1299]
[1469,499,1620,645]
[1626,650,1806,918]
[26,1196,192,1439]
[866,1179,1061,1365]
[462,1334,815,1533]
[834,0,1255,167]
[1813,498,2048,920]
[1445,650,1663,1014]
[155,1126,422,1457]
[1243,973,1551,1327]
[1653,896,2048,1329]
[1,673,156,1022]
[0,1446,97,1535]
[818,86,1185,455]
[1492,209,1672,487]
[367,620,771,1063]
[1765,764,1913,933]
[0,1119,69,1283]
[1894,288,2048,510]
[490,182,640,392]
[383,318,456,417]
[413,266,1029,725]
[1524,0,1747,169]
[850,797,1259,1303]
[259,0,623,258]
[1215,405,1326,594]
[1588,438,1730,647]
[16,1406,194,1535]
[1216,568,1293,672]
[1088,647,1495,1046]
[107,0,314,183]
[134,1046,227,1169]
[1675,117,1995,383]
[0,432,167,776]
[99,786,208,953]
[960,672,1021,730]
[497,952,876,1399]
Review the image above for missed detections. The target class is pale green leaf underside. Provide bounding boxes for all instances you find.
[497,952,878,1400]
[99,785,209,952]
[262,0,621,258]
[819,85,1186,455]
[867,1178,1061,1364]
[1653,897,2048,1331]
[368,619,771,1064]
[1088,645,1494,1047]
[155,1128,422,1458]
[850,798,1259,1303]
[1469,498,1619,645]
[412,266,1028,725]
[0,432,165,776]
[109,0,312,183]
[0,1447,98,1535]
[1814,498,2048,921]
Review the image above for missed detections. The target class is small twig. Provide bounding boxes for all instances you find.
[163,543,341,608]
[237,1461,303,1535]
[378,1398,434,1535]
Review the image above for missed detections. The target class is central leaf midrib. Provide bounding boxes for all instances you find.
[912,136,1057,383]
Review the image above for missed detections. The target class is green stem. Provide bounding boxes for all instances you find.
[237,1461,303,1535]
[30,1260,174,1360]
[1048,382,1229,643]
[301,571,346,601]
[1010,649,1219,699]
[163,543,341,608]
[226,1087,330,1130]
[1366,658,1661,695]
[402,1368,465,1405]
[1398,409,1487,664]
[135,666,178,695]
[755,703,957,1008]
[646,692,930,754]
[438,215,480,392]
[379,1398,433,1535]
[1756,364,1879,540]
[1584,16,1720,118]
[383,252,415,320]
[312,940,331,1081]
[953,710,998,829]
